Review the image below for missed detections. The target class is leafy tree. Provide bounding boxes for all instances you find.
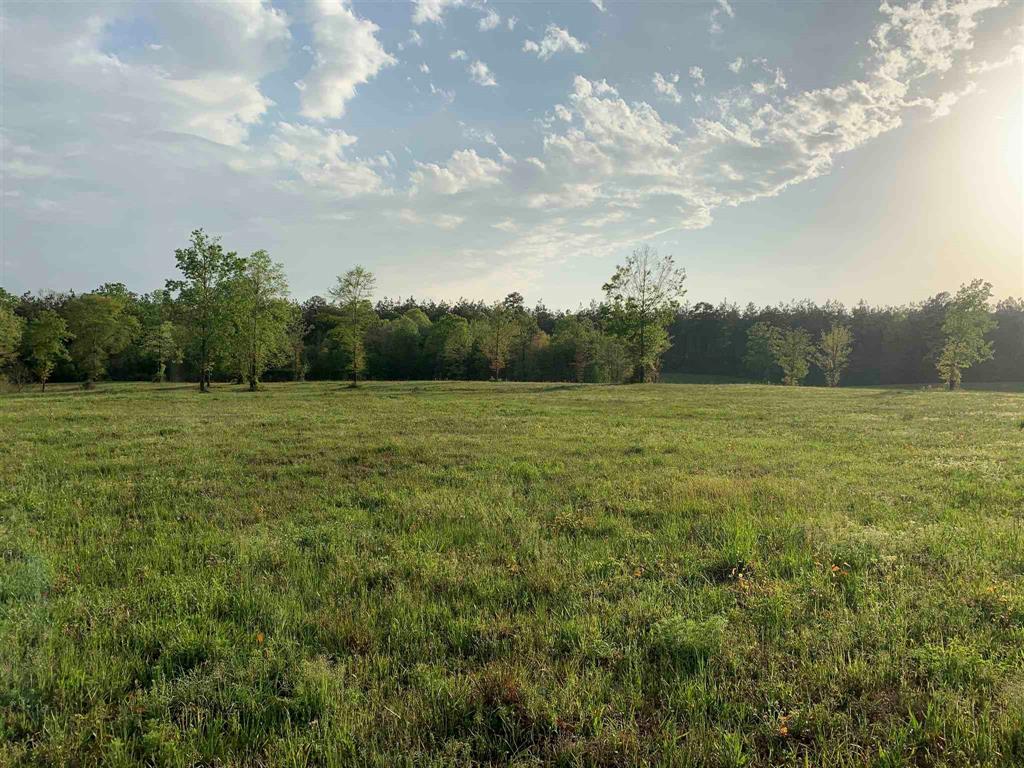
[552,316,600,382]
[167,230,243,392]
[744,321,779,382]
[25,310,72,391]
[602,245,686,382]
[64,294,139,387]
[935,279,996,389]
[475,301,515,379]
[230,250,291,390]
[815,323,854,387]
[376,314,423,379]
[595,333,630,383]
[144,321,182,383]
[424,313,472,378]
[329,266,377,386]
[770,327,813,386]
[0,289,25,380]
[501,292,540,381]
[285,304,310,382]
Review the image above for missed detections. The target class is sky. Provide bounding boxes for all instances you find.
[2,0,1022,309]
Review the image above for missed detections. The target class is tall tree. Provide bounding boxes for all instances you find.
[424,313,472,378]
[144,321,182,383]
[166,230,243,392]
[25,310,72,391]
[815,323,854,387]
[329,266,377,386]
[602,245,687,382]
[476,301,515,380]
[0,289,24,379]
[770,327,813,386]
[230,250,291,390]
[552,316,599,382]
[63,294,139,387]
[744,321,780,382]
[935,279,996,390]
[285,303,310,382]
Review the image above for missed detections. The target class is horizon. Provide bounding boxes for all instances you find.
[3,0,1023,306]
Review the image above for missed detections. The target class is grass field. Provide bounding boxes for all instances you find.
[1,382,1022,767]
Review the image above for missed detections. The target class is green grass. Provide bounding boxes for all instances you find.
[1,381,1022,767]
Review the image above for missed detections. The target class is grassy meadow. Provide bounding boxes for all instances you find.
[1,381,1022,767]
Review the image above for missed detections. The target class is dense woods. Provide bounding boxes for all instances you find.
[1,231,1020,390]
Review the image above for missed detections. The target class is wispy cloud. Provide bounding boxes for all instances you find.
[653,72,682,103]
[468,59,498,86]
[523,25,588,61]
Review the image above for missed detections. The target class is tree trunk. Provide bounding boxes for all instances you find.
[638,322,647,383]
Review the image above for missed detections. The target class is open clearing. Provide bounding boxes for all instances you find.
[1,382,1022,767]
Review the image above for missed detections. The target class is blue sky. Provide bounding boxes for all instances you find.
[2,0,1022,308]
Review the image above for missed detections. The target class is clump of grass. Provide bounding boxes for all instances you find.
[649,614,728,672]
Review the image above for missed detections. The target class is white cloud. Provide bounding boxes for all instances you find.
[507,16,519,31]
[710,0,735,34]
[968,25,1024,72]
[450,49,468,60]
[264,122,386,197]
[412,0,464,25]
[430,82,456,104]
[435,213,465,229]
[398,209,463,228]
[461,123,498,145]
[529,0,1006,244]
[478,9,501,31]
[728,57,744,73]
[653,72,682,103]
[297,0,395,121]
[1,4,286,147]
[468,59,498,86]
[523,25,588,61]
[689,66,705,86]
[410,148,505,194]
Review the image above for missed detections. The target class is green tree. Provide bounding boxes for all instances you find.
[24,310,72,391]
[144,321,182,383]
[602,245,686,382]
[166,229,243,392]
[935,279,996,389]
[475,302,515,380]
[285,304,310,382]
[552,316,600,382]
[770,327,813,386]
[595,333,630,384]
[424,314,472,378]
[230,250,291,390]
[744,321,780,382]
[0,289,25,380]
[329,266,377,386]
[64,294,139,387]
[815,323,854,387]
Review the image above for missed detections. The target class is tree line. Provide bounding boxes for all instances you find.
[1,229,1017,392]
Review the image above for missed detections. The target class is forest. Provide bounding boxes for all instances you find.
[1,230,1020,392]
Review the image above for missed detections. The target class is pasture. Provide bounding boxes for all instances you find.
[1,382,1022,767]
